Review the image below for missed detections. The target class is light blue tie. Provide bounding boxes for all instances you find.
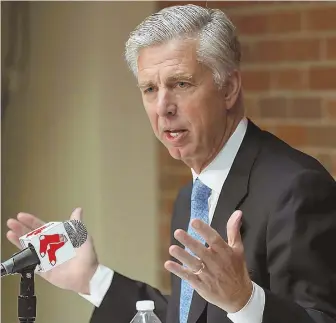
[179,178,212,323]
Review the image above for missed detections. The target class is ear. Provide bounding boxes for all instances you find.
[223,70,242,110]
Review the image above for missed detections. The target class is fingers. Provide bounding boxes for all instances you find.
[6,230,23,249]
[16,212,45,230]
[190,220,228,252]
[174,229,208,259]
[6,208,85,250]
[7,213,45,250]
[169,245,202,272]
[164,260,199,286]
[7,218,32,237]
[70,208,83,221]
[227,210,243,249]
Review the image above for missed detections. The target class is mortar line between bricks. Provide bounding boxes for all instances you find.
[239,31,336,42]
[321,98,333,119]
[244,91,336,98]
[221,2,336,15]
[241,61,336,70]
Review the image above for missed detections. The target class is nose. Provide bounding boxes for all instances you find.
[156,89,177,117]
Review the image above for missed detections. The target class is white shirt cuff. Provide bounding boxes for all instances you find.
[227,282,265,323]
[79,264,114,308]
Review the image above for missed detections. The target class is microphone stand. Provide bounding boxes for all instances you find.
[17,265,37,323]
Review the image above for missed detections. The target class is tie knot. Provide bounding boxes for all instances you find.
[191,178,211,202]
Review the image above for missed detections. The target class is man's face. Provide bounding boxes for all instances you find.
[137,39,239,171]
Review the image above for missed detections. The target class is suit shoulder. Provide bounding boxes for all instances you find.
[258,129,333,180]
[247,129,335,205]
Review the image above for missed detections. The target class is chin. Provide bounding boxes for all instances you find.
[166,147,183,160]
[167,145,196,162]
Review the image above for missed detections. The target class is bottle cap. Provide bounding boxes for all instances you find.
[136,300,155,311]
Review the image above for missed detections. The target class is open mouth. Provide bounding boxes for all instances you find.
[164,129,188,141]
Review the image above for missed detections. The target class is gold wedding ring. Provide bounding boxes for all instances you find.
[192,262,205,275]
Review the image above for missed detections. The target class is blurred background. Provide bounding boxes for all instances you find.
[1,1,335,323]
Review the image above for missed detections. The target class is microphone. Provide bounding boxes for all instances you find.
[1,220,88,277]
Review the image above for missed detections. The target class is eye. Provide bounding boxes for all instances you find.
[175,81,190,90]
[177,82,189,88]
[144,86,154,94]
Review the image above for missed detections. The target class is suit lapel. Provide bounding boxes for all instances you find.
[211,120,262,240]
[167,183,192,323]
[187,119,263,323]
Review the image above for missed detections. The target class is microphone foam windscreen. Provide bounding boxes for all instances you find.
[64,220,88,248]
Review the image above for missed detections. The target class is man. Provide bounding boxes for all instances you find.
[6,4,336,323]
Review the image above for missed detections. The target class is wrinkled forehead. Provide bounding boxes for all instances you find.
[136,39,205,85]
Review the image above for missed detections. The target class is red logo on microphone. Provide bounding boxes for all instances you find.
[26,223,53,237]
[27,225,48,237]
[38,234,68,266]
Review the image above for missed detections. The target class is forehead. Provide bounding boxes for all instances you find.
[137,39,204,83]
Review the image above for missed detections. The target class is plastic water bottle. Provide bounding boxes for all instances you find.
[130,300,162,323]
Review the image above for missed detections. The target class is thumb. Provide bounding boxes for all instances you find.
[227,210,243,249]
[69,207,93,245]
[70,207,83,222]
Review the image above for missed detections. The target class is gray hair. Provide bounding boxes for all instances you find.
[124,4,241,87]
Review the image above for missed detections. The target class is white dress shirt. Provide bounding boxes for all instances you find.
[79,117,265,323]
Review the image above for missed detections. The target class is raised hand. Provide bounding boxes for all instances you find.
[165,210,253,313]
[6,208,98,294]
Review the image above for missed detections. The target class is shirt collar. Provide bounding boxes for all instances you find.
[191,117,248,194]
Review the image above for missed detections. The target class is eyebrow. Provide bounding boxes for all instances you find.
[166,73,194,83]
[137,73,195,89]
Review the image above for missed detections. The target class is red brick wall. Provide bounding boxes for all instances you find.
[156,1,336,292]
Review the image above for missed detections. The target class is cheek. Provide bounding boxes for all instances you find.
[144,105,159,133]
[186,102,225,139]
[184,103,208,131]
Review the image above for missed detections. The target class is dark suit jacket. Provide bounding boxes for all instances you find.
[90,120,336,323]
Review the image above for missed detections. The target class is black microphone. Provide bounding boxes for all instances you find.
[1,244,40,277]
[1,219,87,277]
